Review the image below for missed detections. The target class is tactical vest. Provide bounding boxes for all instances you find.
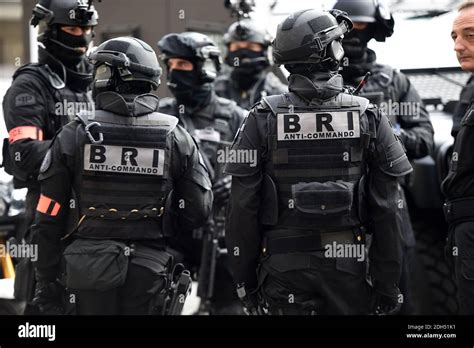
[160,97,235,179]
[75,109,178,240]
[262,92,376,234]
[358,65,398,125]
[4,64,92,187]
[14,63,93,136]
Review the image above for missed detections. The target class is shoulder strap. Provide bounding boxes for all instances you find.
[261,94,287,114]
[372,64,394,87]
[15,63,65,90]
[75,110,90,127]
[75,110,103,145]
[336,93,370,115]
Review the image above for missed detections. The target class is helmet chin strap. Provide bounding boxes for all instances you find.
[38,44,67,81]
[38,44,94,91]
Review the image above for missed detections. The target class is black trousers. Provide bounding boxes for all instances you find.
[399,245,419,315]
[209,253,245,315]
[398,188,418,315]
[14,189,39,313]
[259,252,370,315]
[73,262,166,315]
[452,222,474,314]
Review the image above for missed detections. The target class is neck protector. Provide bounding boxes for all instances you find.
[288,72,344,103]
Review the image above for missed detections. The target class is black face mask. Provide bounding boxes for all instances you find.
[167,70,211,109]
[49,28,93,67]
[342,28,373,60]
[227,49,269,90]
[38,46,93,92]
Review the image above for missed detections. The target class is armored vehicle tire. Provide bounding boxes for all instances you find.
[413,218,459,315]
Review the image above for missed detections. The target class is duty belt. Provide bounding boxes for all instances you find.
[262,228,365,255]
[84,206,164,220]
[443,197,474,225]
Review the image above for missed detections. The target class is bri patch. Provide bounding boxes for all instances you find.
[84,144,165,176]
[277,111,361,141]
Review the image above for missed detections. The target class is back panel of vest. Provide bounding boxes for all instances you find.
[78,111,173,239]
[266,96,372,232]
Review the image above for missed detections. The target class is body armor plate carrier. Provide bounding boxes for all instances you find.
[75,109,178,239]
[261,92,376,252]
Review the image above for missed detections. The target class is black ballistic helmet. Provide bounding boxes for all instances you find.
[89,37,162,93]
[272,9,353,70]
[31,0,98,29]
[31,0,99,55]
[157,32,222,83]
[224,19,272,47]
[333,0,394,42]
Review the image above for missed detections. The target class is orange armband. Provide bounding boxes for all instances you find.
[36,194,61,217]
[8,126,44,144]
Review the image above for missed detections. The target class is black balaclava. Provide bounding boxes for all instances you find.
[39,45,93,92]
[167,68,212,110]
[227,49,269,90]
[342,29,372,60]
[46,25,93,68]
[341,26,377,81]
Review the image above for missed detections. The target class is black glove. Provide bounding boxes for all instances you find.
[236,284,268,315]
[31,280,66,315]
[212,176,232,205]
[371,281,402,316]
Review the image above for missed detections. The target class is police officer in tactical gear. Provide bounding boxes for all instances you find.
[158,32,246,314]
[2,0,99,310]
[225,9,412,315]
[214,19,287,110]
[333,0,434,315]
[31,37,213,315]
[442,1,474,315]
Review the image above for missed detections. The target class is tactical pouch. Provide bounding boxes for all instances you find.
[63,239,129,291]
[131,243,172,276]
[292,181,354,216]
